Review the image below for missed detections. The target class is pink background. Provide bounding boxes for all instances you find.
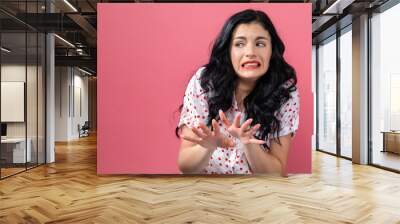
[97,3,312,174]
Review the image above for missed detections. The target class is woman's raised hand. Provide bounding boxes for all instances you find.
[180,119,235,151]
[219,110,266,145]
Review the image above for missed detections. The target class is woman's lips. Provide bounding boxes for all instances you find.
[241,61,261,70]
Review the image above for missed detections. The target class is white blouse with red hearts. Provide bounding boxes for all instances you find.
[178,67,299,174]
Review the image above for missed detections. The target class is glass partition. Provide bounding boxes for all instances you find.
[27,30,38,169]
[0,1,46,179]
[1,30,28,177]
[317,35,337,155]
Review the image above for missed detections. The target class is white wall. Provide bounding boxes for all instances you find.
[55,67,89,141]
[72,72,89,138]
[55,66,69,141]
[1,64,26,81]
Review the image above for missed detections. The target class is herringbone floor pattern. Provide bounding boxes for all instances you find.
[1,134,400,224]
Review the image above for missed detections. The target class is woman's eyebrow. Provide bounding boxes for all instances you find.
[233,36,269,40]
[233,36,246,40]
[256,36,269,40]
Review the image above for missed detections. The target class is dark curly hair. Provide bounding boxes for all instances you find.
[176,9,297,149]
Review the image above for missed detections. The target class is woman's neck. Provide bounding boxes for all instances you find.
[235,80,256,111]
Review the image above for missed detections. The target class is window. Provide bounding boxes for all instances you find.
[370,2,400,171]
[339,27,352,158]
[317,35,337,154]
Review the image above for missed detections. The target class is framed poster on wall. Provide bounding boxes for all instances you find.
[1,81,25,122]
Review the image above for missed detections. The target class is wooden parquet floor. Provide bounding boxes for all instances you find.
[1,134,400,224]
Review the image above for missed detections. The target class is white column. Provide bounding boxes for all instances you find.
[352,14,369,164]
[46,1,55,163]
[46,33,55,163]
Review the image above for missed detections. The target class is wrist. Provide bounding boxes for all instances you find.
[240,138,253,147]
[202,143,217,152]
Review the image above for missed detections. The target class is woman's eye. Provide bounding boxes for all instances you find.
[256,42,266,47]
[235,42,244,47]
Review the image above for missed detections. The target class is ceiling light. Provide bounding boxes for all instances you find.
[63,0,78,12]
[1,47,11,53]
[78,67,93,76]
[322,0,355,15]
[54,34,75,48]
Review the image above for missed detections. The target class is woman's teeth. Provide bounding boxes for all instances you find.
[243,63,259,68]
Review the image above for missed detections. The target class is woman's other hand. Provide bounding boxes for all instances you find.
[180,119,234,151]
[219,110,266,145]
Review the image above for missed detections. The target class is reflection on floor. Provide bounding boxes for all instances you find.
[340,147,352,158]
[373,150,400,171]
[0,163,38,178]
[0,167,25,177]
[0,134,400,223]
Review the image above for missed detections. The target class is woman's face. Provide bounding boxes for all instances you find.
[230,22,272,83]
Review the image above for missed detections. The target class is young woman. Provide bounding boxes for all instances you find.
[176,9,299,176]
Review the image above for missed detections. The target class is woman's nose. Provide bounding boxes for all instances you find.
[244,45,256,57]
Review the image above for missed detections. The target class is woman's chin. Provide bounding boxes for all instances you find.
[237,70,265,82]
